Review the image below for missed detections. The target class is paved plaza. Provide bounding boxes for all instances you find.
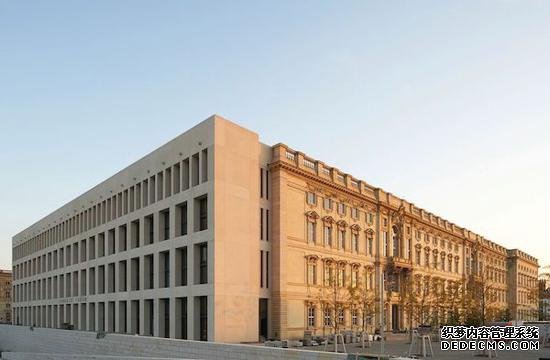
[300,334,550,360]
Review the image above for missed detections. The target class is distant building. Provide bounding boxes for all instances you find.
[11,115,540,341]
[0,269,12,324]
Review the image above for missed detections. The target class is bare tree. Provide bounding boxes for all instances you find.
[316,260,349,352]
[348,267,375,347]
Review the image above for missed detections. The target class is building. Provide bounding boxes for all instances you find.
[0,269,12,324]
[11,115,539,342]
[506,249,539,321]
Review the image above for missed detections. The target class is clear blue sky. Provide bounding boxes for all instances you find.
[1,1,549,271]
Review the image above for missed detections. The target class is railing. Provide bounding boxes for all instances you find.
[303,158,315,170]
[285,151,295,161]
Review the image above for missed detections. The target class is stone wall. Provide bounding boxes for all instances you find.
[0,325,345,360]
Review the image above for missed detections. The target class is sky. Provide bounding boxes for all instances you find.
[0,1,549,271]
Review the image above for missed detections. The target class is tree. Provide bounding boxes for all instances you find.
[316,259,349,352]
[347,267,375,347]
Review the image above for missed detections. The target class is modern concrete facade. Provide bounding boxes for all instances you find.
[11,115,539,342]
[0,269,12,323]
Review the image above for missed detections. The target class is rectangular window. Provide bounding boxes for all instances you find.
[88,236,95,260]
[177,297,187,340]
[160,209,170,240]
[351,208,358,219]
[324,226,332,247]
[196,243,208,284]
[307,221,316,243]
[307,306,315,327]
[266,251,269,288]
[260,250,264,288]
[352,309,358,326]
[198,296,208,341]
[352,233,358,252]
[383,231,388,257]
[131,257,140,291]
[176,202,188,236]
[192,153,200,186]
[145,255,154,289]
[131,219,140,248]
[201,148,208,183]
[323,197,332,210]
[260,208,264,240]
[338,268,345,287]
[307,263,317,285]
[367,236,373,255]
[338,203,346,216]
[195,195,208,232]
[145,214,154,245]
[119,224,127,252]
[119,260,127,292]
[324,309,331,326]
[165,167,172,197]
[173,162,181,194]
[160,251,170,288]
[176,247,187,287]
[182,158,190,190]
[149,175,156,204]
[338,229,346,250]
[157,172,164,201]
[260,168,264,198]
[351,269,358,288]
[108,229,115,255]
[306,192,316,205]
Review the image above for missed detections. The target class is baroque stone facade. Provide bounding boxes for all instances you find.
[269,143,539,340]
[0,269,12,324]
[11,116,538,342]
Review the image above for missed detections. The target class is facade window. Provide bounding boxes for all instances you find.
[323,226,332,247]
[351,309,358,326]
[195,195,208,232]
[324,265,334,286]
[425,250,430,267]
[307,221,316,244]
[307,263,317,285]
[198,243,208,284]
[161,209,170,241]
[368,213,374,224]
[351,268,358,288]
[352,233,358,252]
[338,229,346,250]
[351,208,358,219]
[324,309,331,326]
[367,236,373,255]
[455,258,459,273]
[433,253,438,270]
[323,197,332,210]
[306,192,316,205]
[337,203,346,216]
[337,267,345,287]
[307,306,316,327]
[337,308,344,324]
[176,202,187,236]
[383,232,388,257]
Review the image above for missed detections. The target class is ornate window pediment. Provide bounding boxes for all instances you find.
[337,260,348,267]
[365,228,374,236]
[322,215,335,225]
[336,219,348,229]
[305,211,319,222]
[350,224,361,233]
[305,254,319,263]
